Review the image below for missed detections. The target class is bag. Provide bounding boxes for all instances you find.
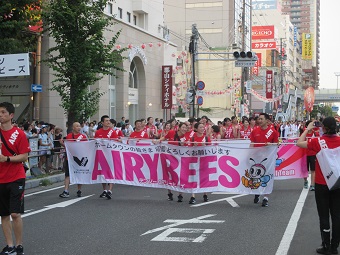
[316,138,340,190]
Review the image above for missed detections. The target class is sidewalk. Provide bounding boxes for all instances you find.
[25,173,65,189]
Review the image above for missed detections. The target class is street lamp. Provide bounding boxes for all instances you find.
[335,72,340,90]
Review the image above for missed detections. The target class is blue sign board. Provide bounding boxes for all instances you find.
[31,84,42,92]
[252,0,277,10]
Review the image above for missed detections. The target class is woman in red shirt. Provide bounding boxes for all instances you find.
[297,117,340,255]
[158,123,188,202]
[302,120,319,191]
[189,122,211,204]
[240,118,252,139]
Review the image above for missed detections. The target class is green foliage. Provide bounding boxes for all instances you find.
[42,0,125,125]
[199,107,213,113]
[0,0,41,54]
[310,105,335,119]
[175,106,186,117]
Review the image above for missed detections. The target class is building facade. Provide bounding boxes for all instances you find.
[38,0,177,128]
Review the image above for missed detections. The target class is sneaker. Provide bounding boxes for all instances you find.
[304,180,309,189]
[262,197,269,207]
[177,194,183,202]
[77,190,82,197]
[106,190,112,200]
[59,191,69,198]
[99,191,107,198]
[254,195,260,204]
[167,192,173,201]
[203,194,209,202]
[0,245,16,255]
[310,185,315,191]
[189,197,196,204]
[16,245,24,255]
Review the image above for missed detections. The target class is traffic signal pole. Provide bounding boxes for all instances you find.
[240,0,246,118]
[190,24,199,118]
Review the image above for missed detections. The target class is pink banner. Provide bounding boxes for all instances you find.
[275,139,308,180]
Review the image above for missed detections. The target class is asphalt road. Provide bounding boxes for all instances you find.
[0,178,322,255]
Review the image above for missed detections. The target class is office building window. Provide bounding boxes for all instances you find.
[108,3,113,15]
[118,7,122,19]
[127,12,131,23]
[133,15,137,25]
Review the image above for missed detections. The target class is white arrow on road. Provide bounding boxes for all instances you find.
[190,194,247,208]
[141,214,224,236]
[21,195,94,219]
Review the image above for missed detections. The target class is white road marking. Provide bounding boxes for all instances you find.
[141,214,224,236]
[275,175,311,255]
[25,185,66,197]
[1,195,94,225]
[191,194,247,207]
[151,228,215,242]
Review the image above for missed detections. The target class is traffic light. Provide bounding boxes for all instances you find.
[233,51,258,67]
[233,51,258,61]
[186,89,195,104]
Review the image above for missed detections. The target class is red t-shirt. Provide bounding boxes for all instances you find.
[94,128,118,139]
[130,130,149,139]
[190,133,211,146]
[250,126,279,147]
[0,127,31,183]
[307,135,340,185]
[240,126,252,139]
[164,130,186,145]
[114,129,123,138]
[65,133,88,141]
[224,125,233,139]
[305,132,318,156]
[147,125,157,138]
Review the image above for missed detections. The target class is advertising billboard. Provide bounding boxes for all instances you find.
[252,26,275,40]
[252,41,276,50]
[302,33,313,60]
[266,70,273,99]
[161,66,173,109]
[252,0,278,10]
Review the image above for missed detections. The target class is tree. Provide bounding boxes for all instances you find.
[310,104,335,119]
[0,0,41,54]
[42,0,125,128]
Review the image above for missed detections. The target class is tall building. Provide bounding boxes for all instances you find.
[281,0,320,89]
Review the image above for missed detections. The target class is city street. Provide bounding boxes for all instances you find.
[1,177,322,255]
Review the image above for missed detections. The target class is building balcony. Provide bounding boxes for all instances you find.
[132,0,149,14]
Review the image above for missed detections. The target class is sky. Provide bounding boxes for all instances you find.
[319,0,340,89]
[319,0,340,114]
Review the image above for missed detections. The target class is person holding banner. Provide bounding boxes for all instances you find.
[130,120,149,140]
[250,113,279,207]
[0,102,30,255]
[158,122,188,202]
[188,122,211,204]
[240,118,252,139]
[297,117,340,255]
[95,115,118,200]
[59,122,88,198]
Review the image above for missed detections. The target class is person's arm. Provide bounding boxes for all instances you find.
[296,121,315,148]
[0,152,28,163]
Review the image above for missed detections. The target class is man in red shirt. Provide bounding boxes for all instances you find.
[250,113,279,207]
[95,115,118,200]
[0,102,30,255]
[59,122,88,198]
[130,120,149,139]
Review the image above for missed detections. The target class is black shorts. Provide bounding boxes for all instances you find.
[0,178,25,216]
[307,155,316,171]
[63,160,70,177]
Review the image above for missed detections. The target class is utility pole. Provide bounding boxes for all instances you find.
[189,24,199,118]
[239,0,246,118]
